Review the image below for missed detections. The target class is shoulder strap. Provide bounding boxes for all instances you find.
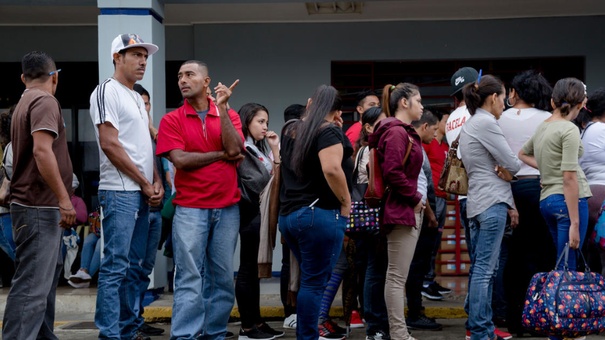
[281,119,298,136]
[581,121,596,139]
[352,145,367,179]
[402,136,414,166]
[1,143,10,181]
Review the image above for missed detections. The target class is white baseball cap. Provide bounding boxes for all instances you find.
[110,33,158,58]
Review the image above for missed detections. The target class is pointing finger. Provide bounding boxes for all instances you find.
[229,79,240,91]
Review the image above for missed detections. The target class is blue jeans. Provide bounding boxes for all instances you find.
[467,203,508,340]
[95,190,150,340]
[0,213,15,261]
[540,194,589,271]
[81,233,101,276]
[133,210,163,329]
[363,234,389,336]
[279,206,346,340]
[171,204,239,340]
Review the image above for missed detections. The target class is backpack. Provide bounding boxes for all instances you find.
[364,134,413,208]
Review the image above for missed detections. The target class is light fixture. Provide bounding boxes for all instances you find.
[305,2,364,15]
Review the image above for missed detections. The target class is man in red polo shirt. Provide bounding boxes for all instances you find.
[156,60,244,340]
[345,90,380,145]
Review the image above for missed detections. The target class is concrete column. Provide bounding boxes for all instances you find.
[97,0,166,129]
[97,0,167,289]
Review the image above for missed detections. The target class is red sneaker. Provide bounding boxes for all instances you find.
[466,328,512,340]
[349,310,364,329]
[494,328,512,340]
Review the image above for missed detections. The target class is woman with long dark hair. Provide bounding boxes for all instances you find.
[497,70,555,335]
[279,85,353,340]
[368,82,424,340]
[235,103,284,340]
[459,74,520,340]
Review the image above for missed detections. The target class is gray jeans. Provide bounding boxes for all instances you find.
[2,205,62,340]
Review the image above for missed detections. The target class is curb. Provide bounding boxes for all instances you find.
[143,306,468,323]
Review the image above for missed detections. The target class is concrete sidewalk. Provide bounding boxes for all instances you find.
[0,277,468,323]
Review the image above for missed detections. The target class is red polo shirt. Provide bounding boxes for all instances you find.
[423,138,449,199]
[156,99,244,209]
[345,121,362,146]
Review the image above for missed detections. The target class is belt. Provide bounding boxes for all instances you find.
[516,175,540,180]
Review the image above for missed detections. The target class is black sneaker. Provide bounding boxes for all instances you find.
[421,284,444,300]
[257,323,284,338]
[406,315,443,331]
[430,281,452,295]
[139,322,165,336]
[318,322,346,339]
[365,330,390,340]
[131,330,151,340]
[321,320,346,337]
[238,327,275,340]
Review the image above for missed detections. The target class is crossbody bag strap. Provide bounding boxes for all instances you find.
[402,136,413,165]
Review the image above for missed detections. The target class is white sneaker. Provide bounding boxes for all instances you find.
[68,269,92,283]
[68,280,90,289]
[283,314,297,329]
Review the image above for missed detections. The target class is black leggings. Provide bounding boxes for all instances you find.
[235,201,263,329]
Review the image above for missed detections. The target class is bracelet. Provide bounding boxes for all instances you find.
[273,161,281,165]
[59,206,74,211]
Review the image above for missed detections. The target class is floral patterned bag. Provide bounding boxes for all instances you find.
[522,244,605,337]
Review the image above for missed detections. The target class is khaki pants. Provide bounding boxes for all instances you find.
[385,211,422,340]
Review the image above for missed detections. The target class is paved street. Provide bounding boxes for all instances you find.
[0,319,600,339]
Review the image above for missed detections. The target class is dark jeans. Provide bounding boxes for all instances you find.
[2,205,62,340]
[363,233,389,335]
[425,197,447,283]
[279,206,346,340]
[235,200,263,329]
[407,214,440,318]
[280,242,296,317]
[504,179,555,332]
[492,230,510,320]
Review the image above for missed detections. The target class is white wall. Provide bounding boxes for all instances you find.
[184,16,604,132]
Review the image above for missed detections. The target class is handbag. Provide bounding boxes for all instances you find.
[591,201,605,250]
[347,146,380,237]
[522,244,605,337]
[0,146,10,207]
[364,132,413,208]
[237,146,272,205]
[438,135,468,195]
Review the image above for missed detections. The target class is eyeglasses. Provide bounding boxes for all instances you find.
[48,69,61,76]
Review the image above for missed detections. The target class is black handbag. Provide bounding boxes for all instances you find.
[237,146,272,205]
[347,146,380,237]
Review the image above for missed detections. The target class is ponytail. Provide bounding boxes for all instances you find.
[462,74,504,115]
[382,84,395,117]
[551,78,586,117]
[382,83,419,117]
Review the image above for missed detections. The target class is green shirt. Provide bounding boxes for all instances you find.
[522,120,591,201]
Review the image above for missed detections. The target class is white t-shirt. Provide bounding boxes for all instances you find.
[417,151,428,204]
[499,107,551,177]
[580,122,605,186]
[446,105,471,147]
[89,78,154,191]
[445,105,470,199]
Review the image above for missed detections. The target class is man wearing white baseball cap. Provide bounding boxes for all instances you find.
[89,33,164,340]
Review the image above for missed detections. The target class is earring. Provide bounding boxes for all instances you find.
[506,97,516,107]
